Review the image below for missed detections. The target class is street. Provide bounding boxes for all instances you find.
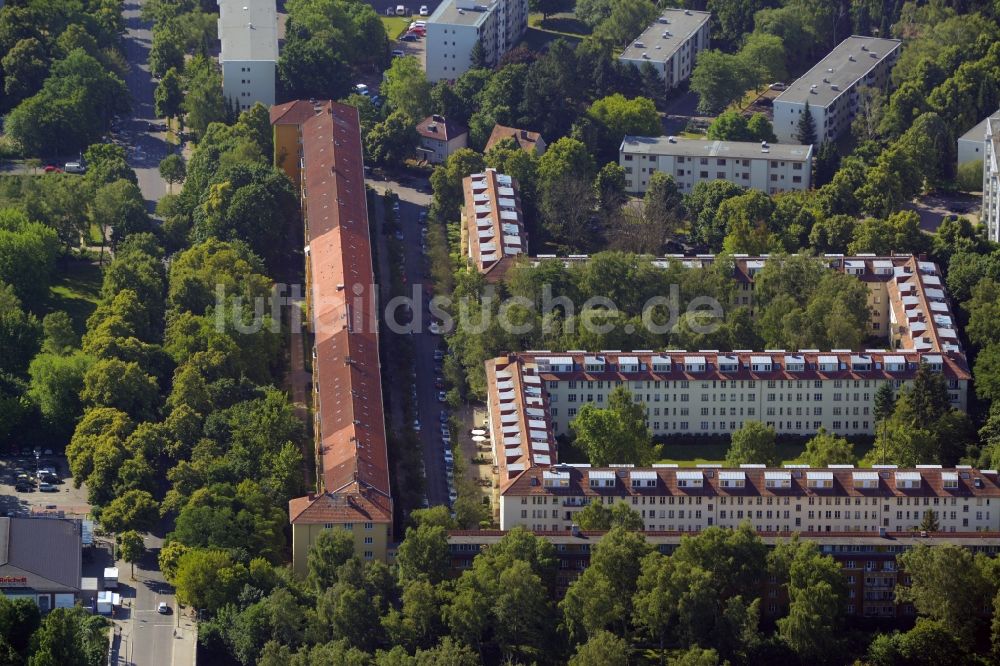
[367,175,453,507]
[122,0,170,207]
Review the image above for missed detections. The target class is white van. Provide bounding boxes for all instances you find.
[395,4,406,15]
[64,162,85,174]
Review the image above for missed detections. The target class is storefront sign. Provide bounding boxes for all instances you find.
[0,576,28,586]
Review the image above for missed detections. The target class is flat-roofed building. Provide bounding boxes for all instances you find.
[0,517,82,612]
[620,135,812,195]
[425,0,528,82]
[958,109,1000,167]
[773,36,901,145]
[497,464,1000,534]
[985,117,1000,242]
[461,168,527,281]
[619,9,710,91]
[217,0,277,109]
[272,101,393,573]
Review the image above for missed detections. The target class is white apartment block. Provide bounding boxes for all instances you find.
[773,36,901,145]
[482,254,970,488]
[218,0,277,110]
[620,135,812,195]
[499,464,1000,535]
[957,109,1000,167]
[986,117,1000,242]
[425,0,528,82]
[619,9,710,90]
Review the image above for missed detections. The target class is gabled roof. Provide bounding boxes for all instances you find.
[485,124,545,154]
[289,491,392,524]
[0,517,82,591]
[417,115,468,142]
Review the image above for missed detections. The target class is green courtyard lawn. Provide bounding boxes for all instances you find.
[657,434,876,467]
[46,258,102,335]
[381,16,410,40]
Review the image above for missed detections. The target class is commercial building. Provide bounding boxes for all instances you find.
[481,254,969,488]
[985,117,1000,243]
[957,109,1000,167]
[620,135,812,195]
[271,101,393,573]
[0,517,82,612]
[416,114,468,164]
[619,9,710,91]
[217,0,277,110]
[461,168,527,281]
[425,0,528,82]
[773,36,901,145]
[485,124,547,155]
[447,529,1000,618]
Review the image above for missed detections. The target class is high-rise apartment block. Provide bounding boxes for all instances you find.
[217,0,277,110]
[619,9,710,91]
[425,0,528,82]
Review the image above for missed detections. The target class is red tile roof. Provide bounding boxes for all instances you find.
[485,124,545,154]
[416,115,467,142]
[277,100,392,525]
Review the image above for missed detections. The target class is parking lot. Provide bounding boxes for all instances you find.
[0,452,91,518]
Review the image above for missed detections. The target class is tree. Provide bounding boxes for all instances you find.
[669,648,722,666]
[149,30,184,78]
[567,630,631,666]
[395,523,451,585]
[307,528,355,591]
[182,56,227,139]
[469,40,488,69]
[801,428,855,467]
[41,312,77,355]
[586,93,660,160]
[99,490,160,533]
[159,154,186,193]
[897,544,993,644]
[773,541,846,663]
[593,0,657,46]
[117,530,146,580]
[796,101,818,146]
[28,351,92,443]
[173,548,249,614]
[919,509,940,532]
[643,171,684,238]
[725,421,778,466]
[849,211,928,256]
[383,56,432,122]
[81,358,159,420]
[27,607,108,666]
[690,50,752,114]
[594,162,627,214]
[575,501,644,531]
[1,37,49,107]
[154,67,184,120]
[277,38,351,102]
[571,387,660,466]
[0,209,60,304]
[366,112,419,167]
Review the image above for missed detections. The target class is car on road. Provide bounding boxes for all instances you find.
[418,211,427,224]
[64,162,86,174]
[419,5,429,15]
[433,350,444,361]
[448,490,458,503]
[38,483,56,492]
[443,451,453,463]
[434,378,445,389]
[428,321,441,335]
[437,391,447,402]
[395,229,404,240]
[769,82,786,90]
[400,33,418,41]
[157,602,170,614]
[355,83,370,96]
[413,420,421,432]
[43,165,63,174]
[14,483,33,493]
[392,49,405,58]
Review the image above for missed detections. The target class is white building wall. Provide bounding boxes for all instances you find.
[425,0,527,83]
[620,17,709,90]
[500,487,998,533]
[621,147,811,195]
[985,119,1000,242]
[958,136,986,168]
[221,60,275,110]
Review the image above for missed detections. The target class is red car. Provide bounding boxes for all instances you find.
[43,165,62,173]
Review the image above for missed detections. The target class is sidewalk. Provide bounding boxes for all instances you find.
[172,612,197,666]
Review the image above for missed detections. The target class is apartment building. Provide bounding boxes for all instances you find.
[217,0,277,110]
[425,0,528,82]
[619,9,710,91]
[271,101,393,573]
[773,36,901,145]
[620,135,812,195]
[957,109,1000,167]
[416,114,468,164]
[447,529,1000,618]
[497,464,998,534]
[461,169,527,281]
[985,117,1000,243]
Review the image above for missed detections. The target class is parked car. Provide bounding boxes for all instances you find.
[413,420,421,432]
[38,483,57,492]
[14,483,33,493]
[395,4,406,15]
[434,378,445,389]
[63,162,86,174]
[395,229,404,240]
[157,602,171,614]
[419,5,429,15]
[354,83,370,96]
[437,391,447,402]
[769,82,786,90]
[433,350,444,361]
[400,34,418,41]
[391,49,405,58]
[429,321,441,335]
[43,165,62,174]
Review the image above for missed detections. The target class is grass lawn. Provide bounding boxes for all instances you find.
[658,435,876,466]
[87,223,104,245]
[528,12,591,36]
[728,85,768,113]
[46,259,103,335]
[381,16,410,40]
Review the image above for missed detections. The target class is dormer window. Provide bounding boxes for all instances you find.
[719,471,745,488]
[895,471,922,489]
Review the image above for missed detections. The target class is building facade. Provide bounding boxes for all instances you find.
[425,0,528,82]
[497,465,998,534]
[773,36,901,145]
[461,169,527,281]
[447,529,1000,619]
[620,135,812,195]
[957,109,1000,167]
[271,101,393,573]
[0,517,82,612]
[985,117,1000,243]
[217,0,277,110]
[416,115,469,164]
[619,9,710,91]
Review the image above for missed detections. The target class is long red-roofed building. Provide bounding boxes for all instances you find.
[272,100,393,573]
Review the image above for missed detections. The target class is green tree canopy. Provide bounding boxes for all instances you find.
[571,386,660,466]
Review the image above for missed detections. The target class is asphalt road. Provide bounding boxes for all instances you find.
[122,0,170,207]
[368,175,452,507]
